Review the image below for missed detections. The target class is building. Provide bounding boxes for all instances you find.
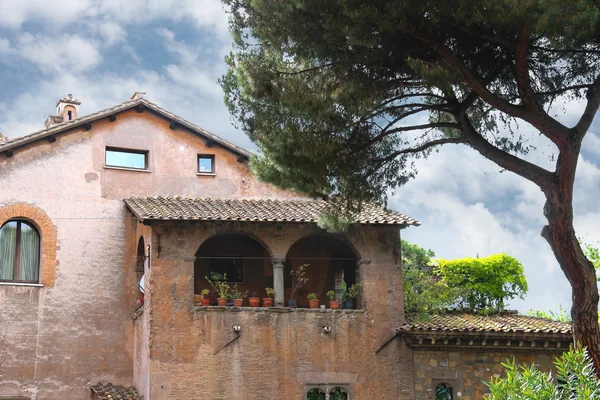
[0,94,572,399]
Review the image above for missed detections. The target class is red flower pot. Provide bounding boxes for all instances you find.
[217,298,228,306]
[202,298,210,306]
[329,301,340,309]
[309,299,320,309]
[262,298,273,307]
[249,297,260,307]
[233,299,244,307]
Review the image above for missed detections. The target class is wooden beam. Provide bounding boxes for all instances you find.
[237,154,249,163]
[47,135,56,143]
[4,150,13,158]
[108,115,117,122]
[169,121,178,130]
[83,123,92,131]
[205,139,215,148]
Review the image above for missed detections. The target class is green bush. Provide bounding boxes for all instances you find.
[486,347,600,399]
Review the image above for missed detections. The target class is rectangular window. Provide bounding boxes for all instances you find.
[209,256,243,282]
[198,154,215,174]
[105,147,148,170]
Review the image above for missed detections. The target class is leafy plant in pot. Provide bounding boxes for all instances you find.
[201,288,211,306]
[249,292,260,307]
[205,275,231,306]
[327,290,340,309]
[289,264,309,307]
[342,283,361,309]
[307,293,319,308]
[231,285,248,307]
[263,287,275,307]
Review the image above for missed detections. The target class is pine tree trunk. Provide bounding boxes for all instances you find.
[542,178,600,372]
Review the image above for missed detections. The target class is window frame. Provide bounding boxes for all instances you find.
[208,255,244,283]
[105,146,149,170]
[197,154,215,175]
[0,219,41,284]
[434,382,454,400]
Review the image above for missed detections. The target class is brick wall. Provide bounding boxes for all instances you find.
[146,220,413,399]
[412,349,562,400]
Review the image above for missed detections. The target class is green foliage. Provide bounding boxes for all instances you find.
[486,347,600,399]
[290,264,309,300]
[436,253,528,312]
[582,242,600,279]
[265,287,275,298]
[200,288,211,298]
[327,290,336,301]
[221,0,600,210]
[402,240,435,269]
[342,283,360,302]
[526,306,571,323]
[206,275,231,298]
[307,292,318,300]
[403,265,466,314]
[231,284,248,300]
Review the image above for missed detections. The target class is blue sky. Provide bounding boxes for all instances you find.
[1,0,599,313]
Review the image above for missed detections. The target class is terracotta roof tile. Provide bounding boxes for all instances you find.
[90,382,142,400]
[402,313,572,335]
[124,196,420,226]
[0,98,251,158]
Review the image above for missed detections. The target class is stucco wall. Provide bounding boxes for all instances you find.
[0,108,295,399]
[412,349,562,400]
[146,220,413,399]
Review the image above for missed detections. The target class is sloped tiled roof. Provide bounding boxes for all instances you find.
[90,382,142,400]
[124,196,420,226]
[402,313,572,335]
[0,97,251,158]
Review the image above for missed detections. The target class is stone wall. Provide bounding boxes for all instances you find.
[146,220,413,399]
[412,349,562,400]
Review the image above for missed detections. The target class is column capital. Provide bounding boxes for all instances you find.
[272,257,286,265]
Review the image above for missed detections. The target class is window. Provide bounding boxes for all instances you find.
[198,154,215,174]
[67,110,73,120]
[329,388,348,400]
[307,389,326,400]
[105,147,148,170]
[209,256,243,282]
[0,220,40,283]
[435,383,453,400]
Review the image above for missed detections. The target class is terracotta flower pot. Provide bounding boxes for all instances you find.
[217,297,228,306]
[194,294,202,305]
[309,299,319,309]
[233,299,244,307]
[329,300,340,309]
[262,298,273,307]
[202,298,210,306]
[249,297,260,307]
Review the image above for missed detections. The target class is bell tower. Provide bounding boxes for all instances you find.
[56,94,81,121]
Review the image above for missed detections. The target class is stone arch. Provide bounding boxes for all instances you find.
[193,232,273,302]
[195,230,274,259]
[285,233,360,308]
[0,203,57,287]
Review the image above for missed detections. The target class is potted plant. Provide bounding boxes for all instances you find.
[201,288,211,306]
[205,275,231,306]
[263,287,275,307]
[327,290,340,309]
[249,291,260,307]
[231,285,248,307]
[289,264,309,307]
[307,293,319,308]
[342,283,361,309]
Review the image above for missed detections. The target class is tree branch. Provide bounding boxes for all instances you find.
[572,74,600,142]
[457,112,555,189]
[373,136,466,162]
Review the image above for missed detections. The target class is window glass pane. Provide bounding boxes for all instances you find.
[198,156,213,173]
[19,222,40,282]
[0,221,17,280]
[436,383,453,400]
[330,388,348,400]
[106,149,147,169]
[307,389,326,400]
[209,257,243,282]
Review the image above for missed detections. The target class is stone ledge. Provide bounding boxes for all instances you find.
[194,305,366,314]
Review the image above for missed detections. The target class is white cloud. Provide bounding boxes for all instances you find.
[0,0,92,29]
[97,21,127,46]
[16,33,102,73]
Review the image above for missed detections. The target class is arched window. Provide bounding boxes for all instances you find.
[307,388,326,400]
[435,383,453,400]
[329,387,348,400]
[0,220,40,283]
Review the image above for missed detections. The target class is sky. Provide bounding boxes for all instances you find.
[0,0,598,313]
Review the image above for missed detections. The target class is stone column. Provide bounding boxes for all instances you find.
[273,258,286,306]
